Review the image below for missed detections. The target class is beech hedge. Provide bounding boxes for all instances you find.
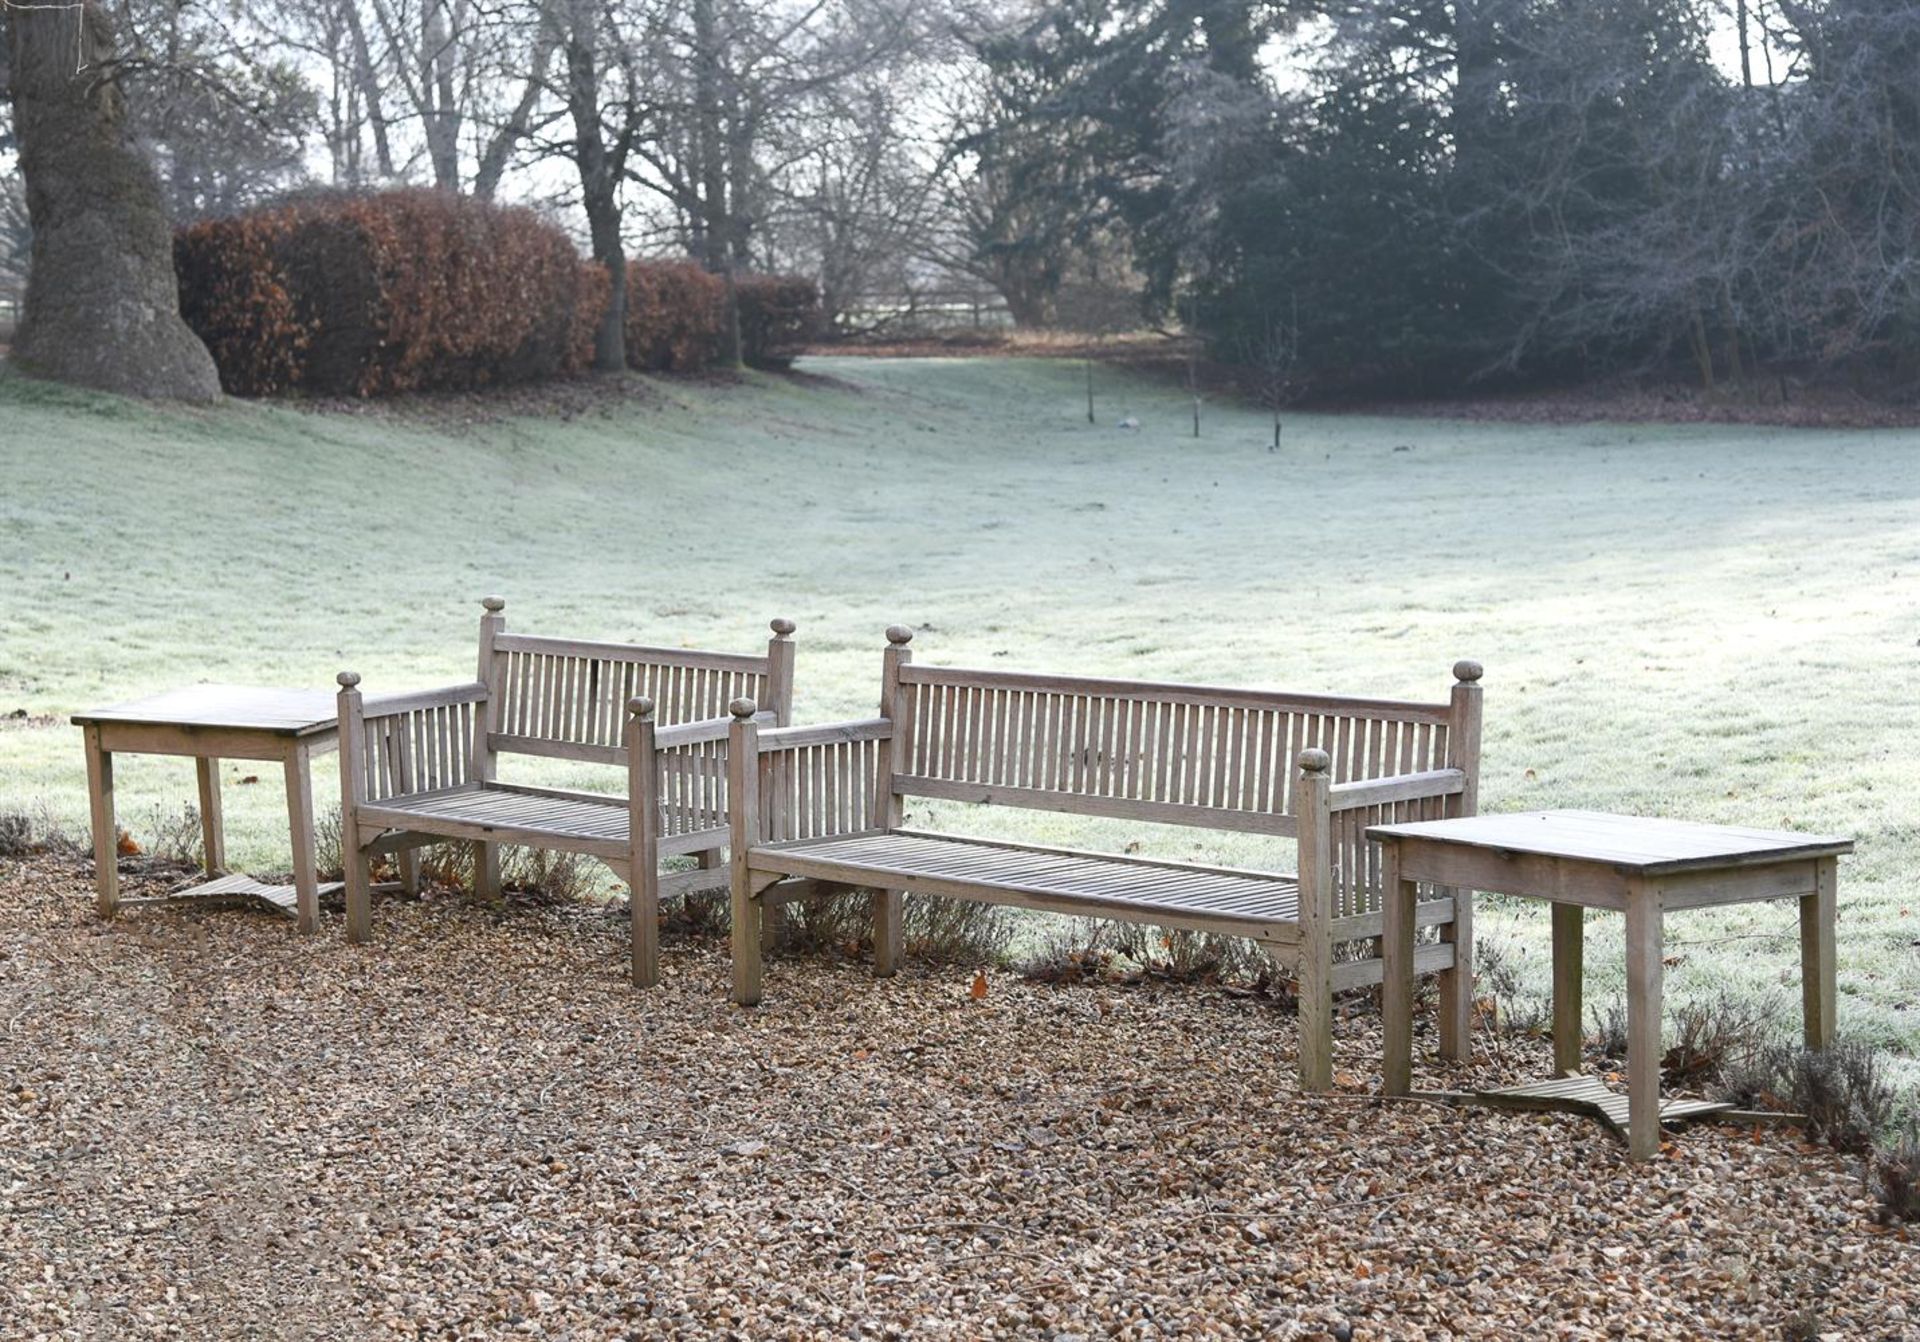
[177,192,819,395]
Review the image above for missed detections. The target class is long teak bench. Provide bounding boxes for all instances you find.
[335,598,795,986]
[723,628,1483,1090]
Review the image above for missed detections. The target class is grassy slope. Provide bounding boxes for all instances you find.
[1,356,1916,1081]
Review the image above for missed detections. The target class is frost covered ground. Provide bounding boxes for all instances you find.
[1,356,1915,1085]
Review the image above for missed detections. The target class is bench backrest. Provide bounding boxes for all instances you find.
[883,639,1464,840]
[476,598,795,768]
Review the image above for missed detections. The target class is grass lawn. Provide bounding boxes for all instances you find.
[1,356,1915,1092]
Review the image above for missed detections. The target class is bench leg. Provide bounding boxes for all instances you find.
[731,868,763,1006]
[759,861,786,956]
[873,888,904,977]
[398,849,421,899]
[1296,934,1333,1093]
[474,840,501,902]
[631,861,660,990]
[344,830,373,944]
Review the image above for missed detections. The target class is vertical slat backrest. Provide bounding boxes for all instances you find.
[489,633,774,764]
[892,664,1453,831]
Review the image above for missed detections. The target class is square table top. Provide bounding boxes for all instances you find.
[1365,809,1853,876]
[72,685,339,739]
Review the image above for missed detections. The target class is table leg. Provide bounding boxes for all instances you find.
[195,757,226,875]
[1623,887,1664,1161]
[1551,902,1584,1075]
[1438,883,1474,1062]
[83,725,118,918]
[284,743,320,935]
[1380,844,1417,1095]
[1801,856,1837,1050]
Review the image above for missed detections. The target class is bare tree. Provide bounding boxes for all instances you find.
[619,0,923,361]
[359,0,558,195]
[1241,302,1301,450]
[517,0,663,370]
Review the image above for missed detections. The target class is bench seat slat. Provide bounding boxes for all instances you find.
[361,781,721,856]
[748,831,1302,930]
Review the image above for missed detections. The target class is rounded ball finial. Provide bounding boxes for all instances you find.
[729,697,759,720]
[1298,747,1331,774]
[769,617,796,637]
[337,671,362,689]
[1453,659,1484,684]
[481,595,506,613]
[885,625,914,646]
[627,695,654,719]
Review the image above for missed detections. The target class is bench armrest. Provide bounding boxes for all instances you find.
[755,718,893,753]
[654,710,776,750]
[355,681,489,721]
[1327,767,1467,812]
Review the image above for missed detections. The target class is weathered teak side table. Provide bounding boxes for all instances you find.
[73,687,340,934]
[1368,810,1851,1160]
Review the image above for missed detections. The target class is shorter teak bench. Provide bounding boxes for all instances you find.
[722,627,1486,1090]
[336,598,795,986]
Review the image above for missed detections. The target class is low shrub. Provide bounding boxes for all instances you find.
[1018,921,1129,984]
[1871,1129,1920,1225]
[501,847,594,906]
[177,190,606,396]
[1719,1039,1895,1154]
[1108,922,1268,985]
[761,887,1013,966]
[142,803,206,869]
[0,812,36,858]
[905,893,1018,965]
[1019,919,1282,998]
[625,260,725,372]
[735,274,820,369]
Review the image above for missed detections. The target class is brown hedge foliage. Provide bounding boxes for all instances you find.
[625,260,727,372]
[736,274,820,369]
[176,191,607,397]
[622,262,821,373]
[174,212,310,396]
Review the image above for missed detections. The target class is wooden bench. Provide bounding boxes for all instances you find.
[722,627,1483,1090]
[335,597,795,986]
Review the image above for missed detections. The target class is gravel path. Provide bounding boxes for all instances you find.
[2,853,1913,1340]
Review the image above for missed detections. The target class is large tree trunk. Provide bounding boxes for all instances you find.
[6,1,219,400]
[565,19,625,372]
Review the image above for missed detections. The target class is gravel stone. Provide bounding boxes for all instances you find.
[2,851,1915,1339]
